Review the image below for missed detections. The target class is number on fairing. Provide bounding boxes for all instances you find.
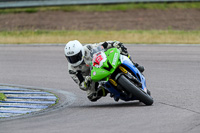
[92,52,107,68]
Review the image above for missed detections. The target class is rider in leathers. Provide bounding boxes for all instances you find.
[64,40,144,102]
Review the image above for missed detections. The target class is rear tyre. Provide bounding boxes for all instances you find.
[117,75,153,105]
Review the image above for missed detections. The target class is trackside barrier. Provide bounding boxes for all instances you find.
[0,0,199,8]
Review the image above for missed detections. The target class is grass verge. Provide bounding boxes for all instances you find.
[0,93,6,101]
[0,30,199,44]
[0,2,200,14]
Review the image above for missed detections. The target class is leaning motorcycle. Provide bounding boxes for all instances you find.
[90,47,153,105]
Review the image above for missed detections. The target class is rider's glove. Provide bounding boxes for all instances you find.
[85,76,91,88]
[113,41,128,56]
[120,44,128,56]
[80,76,91,91]
[112,41,121,48]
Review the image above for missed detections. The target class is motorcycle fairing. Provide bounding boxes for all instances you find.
[91,48,121,82]
[120,55,147,93]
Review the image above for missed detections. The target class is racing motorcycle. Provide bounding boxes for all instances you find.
[90,47,153,105]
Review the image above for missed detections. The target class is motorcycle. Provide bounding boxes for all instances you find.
[90,47,153,105]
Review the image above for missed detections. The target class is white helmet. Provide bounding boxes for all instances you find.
[64,40,85,66]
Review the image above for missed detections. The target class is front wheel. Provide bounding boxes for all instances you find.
[117,75,153,105]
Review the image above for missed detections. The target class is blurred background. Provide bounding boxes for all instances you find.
[0,0,199,44]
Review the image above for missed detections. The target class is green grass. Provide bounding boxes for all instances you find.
[0,30,199,44]
[0,2,200,14]
[0,93,6,101]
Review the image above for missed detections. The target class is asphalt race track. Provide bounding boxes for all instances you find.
[0,44,200,133]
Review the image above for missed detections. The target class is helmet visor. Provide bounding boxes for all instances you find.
[66,51,83,64]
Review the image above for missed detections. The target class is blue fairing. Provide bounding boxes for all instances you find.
[122,60,146,90]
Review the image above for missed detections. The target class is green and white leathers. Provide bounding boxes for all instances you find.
[91,48,121,82]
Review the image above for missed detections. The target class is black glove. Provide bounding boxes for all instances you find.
[113,41,128,55]
[119,43,128,55]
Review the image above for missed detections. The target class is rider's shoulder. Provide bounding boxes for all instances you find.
[105,40,115,44]
[84,43,100,50]
[84,41,116,49]
[84,44,93,50]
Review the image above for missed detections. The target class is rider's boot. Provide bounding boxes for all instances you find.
[129,55,145,73]
[134,63,145,73]
[87,83,108,102]
[87,92,101,102]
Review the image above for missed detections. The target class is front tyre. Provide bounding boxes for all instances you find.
[118,75,153,105]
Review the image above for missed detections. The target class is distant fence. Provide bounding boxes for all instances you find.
[0,0,199,8]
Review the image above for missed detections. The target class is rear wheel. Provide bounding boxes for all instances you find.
[117,75,153,105]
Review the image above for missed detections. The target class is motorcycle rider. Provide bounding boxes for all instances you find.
[64,40,144,102]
